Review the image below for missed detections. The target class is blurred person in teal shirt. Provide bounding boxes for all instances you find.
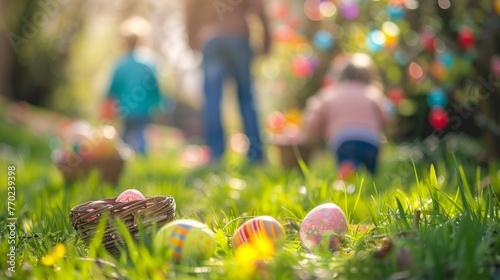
[104,17,162,155]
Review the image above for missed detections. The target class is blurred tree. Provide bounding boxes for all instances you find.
[0,0,172,118]
[266,0,500,161]
[3,0,85,109]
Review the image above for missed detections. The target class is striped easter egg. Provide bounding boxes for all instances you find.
[155,219,216,264]
[232,216,286,248]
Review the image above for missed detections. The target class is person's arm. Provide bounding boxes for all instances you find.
[370,87,393,139]
[302,97,326,144]
[372,88,391,127]
[249,0,271,55]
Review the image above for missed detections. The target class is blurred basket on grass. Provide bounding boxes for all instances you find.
[52,121,134,185]
[69,195,176,256]
[270,136,314,169]
[54,154,125,185]
[275,143,313,168]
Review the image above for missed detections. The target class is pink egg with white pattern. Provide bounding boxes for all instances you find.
[299,203,347,252]
[116,189,145,202]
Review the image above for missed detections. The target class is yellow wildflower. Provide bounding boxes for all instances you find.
[234,237,275,276]
[41,243,66,266]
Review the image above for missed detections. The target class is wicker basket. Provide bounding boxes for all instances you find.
[54,154,124,185]
[69,195,176,256]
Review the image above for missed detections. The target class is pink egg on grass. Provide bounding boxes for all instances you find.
[116,189,145,202]
[299,203,347,252]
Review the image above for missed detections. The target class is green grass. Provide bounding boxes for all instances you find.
[0,118,499,280]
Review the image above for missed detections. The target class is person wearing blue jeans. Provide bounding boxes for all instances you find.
[185,0,271,163]
[202,37,263,162]
[122,118,149,155]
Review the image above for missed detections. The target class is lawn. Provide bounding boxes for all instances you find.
[0,115,499,280]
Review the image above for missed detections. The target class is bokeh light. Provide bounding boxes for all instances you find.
[313,30,335,51]
[261,58,281,79]
[398,99,417,116]
[386,65,402,84]
[295,42,314,57]
[437,51,455,69]
[408,62,424,80]
[339,1,360,20]
[230,133,250,154]
[394,49,409,66]
[388,87,405,106]
[367,30,385,53]
[319,1,337,18]
[267,111,287,134]
[274,24,295,43]
[437,0,451,10]
[291,56,313,78]
[405,0,419,10]
[458,26,475,50]
[427,87,447,108]
[429,107,449,130]
[387,4,405,21]
[492,56,500,78]
[304,0,323,21]
[403,29,419,47]
[382,21,400,47]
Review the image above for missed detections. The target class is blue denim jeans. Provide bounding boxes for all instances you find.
[202,36,263,162]
[123,118,149,156]
[334,140,379,174]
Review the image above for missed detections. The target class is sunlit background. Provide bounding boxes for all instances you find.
[1,0,499,166]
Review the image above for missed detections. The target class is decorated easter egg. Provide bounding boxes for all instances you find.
[232,216,286,249]
[299,203,347,251]
[155,219,216,264]
[116,189,145,202]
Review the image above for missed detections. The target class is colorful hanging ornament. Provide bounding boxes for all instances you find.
[437,51,455,69]
[367,30,385,53]
[421,29,436,52]
[304,0,323,21]
[427,87,447,108]
[429,107,449,130]
[339,1,360,20]
[387,4,405,21]
[458,26,475,50]
[382,21,400,48]
[491,56,500,78]
[388,87,405,106]
[313,30,334,51]
[291,56,312,78]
